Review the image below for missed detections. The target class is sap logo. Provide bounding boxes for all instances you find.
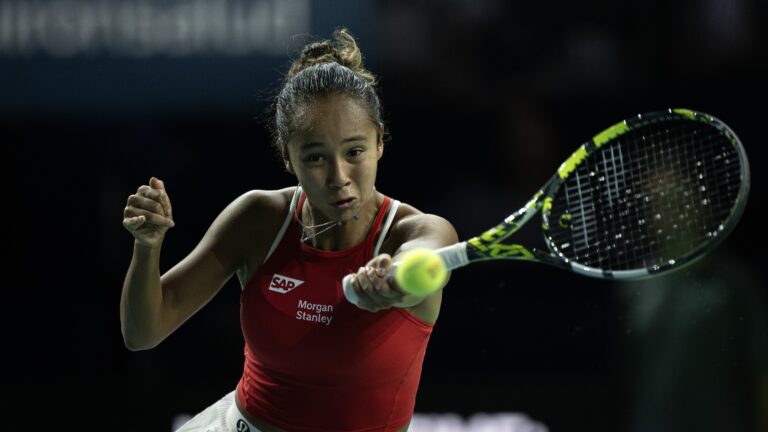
[269,274,305,293]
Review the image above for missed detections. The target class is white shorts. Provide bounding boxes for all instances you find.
[174,390,263,432]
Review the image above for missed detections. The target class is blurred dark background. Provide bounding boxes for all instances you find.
[4,0,767,431]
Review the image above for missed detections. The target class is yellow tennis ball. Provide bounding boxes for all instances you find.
[395,248,448,296]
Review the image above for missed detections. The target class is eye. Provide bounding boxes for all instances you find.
[348,148,365,158]
[304,154,325,163]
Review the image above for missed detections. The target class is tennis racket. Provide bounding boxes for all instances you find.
[343,109,750,304]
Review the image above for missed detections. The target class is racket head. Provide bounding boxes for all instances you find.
[541,109,750,279]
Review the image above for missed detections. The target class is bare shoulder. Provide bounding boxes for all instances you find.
[207,187,295,274]
[386,202,457,250]
[225,187,293,219]
[211,188,291,241]
[378,200,457,270]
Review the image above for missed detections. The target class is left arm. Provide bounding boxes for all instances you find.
[348,213,458,313]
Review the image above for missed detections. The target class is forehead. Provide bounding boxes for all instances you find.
[292,94,375,140]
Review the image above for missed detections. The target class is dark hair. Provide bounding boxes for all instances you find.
[270,28,384,159]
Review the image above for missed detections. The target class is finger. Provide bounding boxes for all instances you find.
[127,194,165,216]
[374,254,410,296]
[349,274,378,311]
[122,215,146,230]
[137,185,163,202]
[136,190,174,225]
[360,271,401,308]
[150,177,174,222]
[135,186,174,228]
[157,189,173,223]
[364,265,405,300]
[365,266,391,295]
[124,207,174,228]
[349,273,370,310]
[373,254,393,277]
[150,177,166,192]
[366,266,397,298]
[355,267,377,296]
[352,270,387,310]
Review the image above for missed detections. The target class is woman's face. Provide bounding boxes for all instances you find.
[284,94,383,222]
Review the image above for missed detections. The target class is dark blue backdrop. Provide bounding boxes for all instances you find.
[5,1,766,431]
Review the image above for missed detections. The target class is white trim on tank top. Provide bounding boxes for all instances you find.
[373,199,400,257]
[262,186,401,264]
[262,186,302,264]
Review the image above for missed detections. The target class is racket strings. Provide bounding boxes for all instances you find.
[606,123,737,268]
[548,120,742,271]
[618,123,736,266]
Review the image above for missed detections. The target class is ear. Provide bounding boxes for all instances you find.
[284,156,296,175]
[284,159,296,175]
[376,123,385,160]
[279,138,296,175]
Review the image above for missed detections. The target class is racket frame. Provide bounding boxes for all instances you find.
[436,108,750,280]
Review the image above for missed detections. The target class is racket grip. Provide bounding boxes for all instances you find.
[435,242,470,270]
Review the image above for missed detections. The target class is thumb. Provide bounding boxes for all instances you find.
[374,254,392,277]
[150,177,164,190]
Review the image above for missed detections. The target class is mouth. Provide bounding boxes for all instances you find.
[332,197,356,209]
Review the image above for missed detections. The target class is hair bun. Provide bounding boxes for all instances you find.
[288,28,376,86]
[302,41,335,62]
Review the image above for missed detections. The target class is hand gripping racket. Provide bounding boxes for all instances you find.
[344,109,750,304]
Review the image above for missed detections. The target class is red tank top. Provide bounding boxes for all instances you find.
[237,190,434,431]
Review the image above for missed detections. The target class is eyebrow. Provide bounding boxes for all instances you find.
[299,135,368,150]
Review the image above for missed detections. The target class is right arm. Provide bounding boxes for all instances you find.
[120,178,280,351]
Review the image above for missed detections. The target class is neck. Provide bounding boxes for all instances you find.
[301,191,379,250]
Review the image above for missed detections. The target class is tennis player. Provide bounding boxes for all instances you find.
[120,28,457,432]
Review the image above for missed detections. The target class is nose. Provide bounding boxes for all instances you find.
[327,156,352,190]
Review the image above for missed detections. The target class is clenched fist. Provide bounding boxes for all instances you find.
[123,177,175,249]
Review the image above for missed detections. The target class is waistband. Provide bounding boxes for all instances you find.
[226,393,263,432]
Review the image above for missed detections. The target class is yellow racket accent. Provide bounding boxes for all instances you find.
[593,121,629,148]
